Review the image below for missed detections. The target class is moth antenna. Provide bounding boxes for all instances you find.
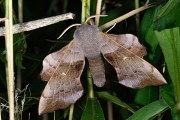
[57,24,81,39]
[85,15,108,23]
[106,23,117,33]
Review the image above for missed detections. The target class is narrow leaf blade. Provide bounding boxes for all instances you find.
[96,92,135,113]
[157,0,180,18]
[127,100,169,120]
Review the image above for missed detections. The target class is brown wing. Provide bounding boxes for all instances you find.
[100,33,166,88]
[39,41,85,115]
[107,34,147,57]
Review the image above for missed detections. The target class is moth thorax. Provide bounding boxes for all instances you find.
[74,24,100,40]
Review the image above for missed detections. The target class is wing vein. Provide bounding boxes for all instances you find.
[101,33,154,82]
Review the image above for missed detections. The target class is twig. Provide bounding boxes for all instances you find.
[0,13,75,36]
[99,3,155,30]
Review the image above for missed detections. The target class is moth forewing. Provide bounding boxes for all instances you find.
[40,45,69,81]
[100,33,167,88]
[39,41,85,115]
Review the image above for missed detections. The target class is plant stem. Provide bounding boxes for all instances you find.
[68,104,74,120]
[81,0,94,98]
[18,0,23,23]
[86,0,90,16]
[81,0,91,22]
[81,0,86,22]
[16,0,23,90]
[135,0,140,37]
[87,67,94,98]
[95,0,102,25]
[5,0,14,119]
[0,104,1,120]
[63,0,68,13]
[82,0,94,99]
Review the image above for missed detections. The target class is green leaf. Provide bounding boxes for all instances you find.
[165,2,180,28]
[134,86,159,106]
[81,98,104,120]
[157,0,180,19]
[15,52,26,69]
[140,5,166,62]
[160,84,179,120]
[145,24,159,61]
[155,28,180,91]
[96,92,135,113]
[161,84,175,109]
[139,6,156,41]
[127,99,169,120]
[155,27,180,119]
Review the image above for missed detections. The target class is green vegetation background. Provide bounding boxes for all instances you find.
[0,0,180,119]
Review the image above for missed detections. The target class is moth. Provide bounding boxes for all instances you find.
[39,15,166,115]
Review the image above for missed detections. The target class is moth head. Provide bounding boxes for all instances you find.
[57,15,107,39]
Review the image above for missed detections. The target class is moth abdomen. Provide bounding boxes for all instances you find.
[87,55,106,87]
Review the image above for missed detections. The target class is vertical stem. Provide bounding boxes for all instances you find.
[107,101,113,120]
[81,0,91,22]
[63,0,68,13]
[0,105,1,120]
[81,0,86,22]
[86,0,90,16]
[18,1,23,119]
[106,80,113,120]
[5,0,14,120]
[42,114,48,120]
[81,0,94,98]
[17,0,23,90]
[95,0,102,25]
[135,0,140,37]
[53,111,56,120]
[87,67,94,98]
[83,0,94,99]
[68,104,74,120]
[18,0,23,23]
